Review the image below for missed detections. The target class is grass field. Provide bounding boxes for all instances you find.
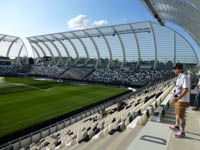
[0,77,128,137]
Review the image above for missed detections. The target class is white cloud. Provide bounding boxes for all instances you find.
[67,14,108,30]
[93,20,108,27]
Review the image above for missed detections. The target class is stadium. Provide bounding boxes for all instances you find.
[0,0,200,150]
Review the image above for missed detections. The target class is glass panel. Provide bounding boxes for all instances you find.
[81,31,97,59]
[19,46,28,58]
[54,34,65,40]
[62,32,76,39]
[86,29,110,67]
[176,33,198,64]
[30,43,43,57]
[36,42,50,57]
[85,29,99,37]
[73,31,86,39]
[93,37,110,67]
[70,38,87,59]
[54,41,68,64]
[44,41,59,57]
[9,39,23,58]
[44,35,55,41]
[54,41,67,57]
[153,23,174,65]
[0,36,26,59]
[26,21,198,66]
[99,27,123,67]
[62,39,77,65]
[0,39,10,57]
[132,22,154,64]
[115,25,138,63]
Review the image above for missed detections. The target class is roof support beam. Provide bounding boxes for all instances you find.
[161,17,199,64]
[156,9,200,35]
[153,0,200,22]
[6,38,19,57]
[160,16,200,48]
[0,35,6,43]
[149,22,158,69]
[16,45,24,65]
[128,24,141,68]
[189,0,200,10]
[29,40,50,65]
[142,0,200,63]
[42,36,64,66]
[111,26,126,68]
[0,35,7,55]
[34,37,55,65]
[30,44,41,59]
[60,33,79,65]
[96,28,113,68]
[82,30,101,68]
[159,13,200,43]
[70,32,90,65]
[142,0,165,26]
[174,31,176,65]
[51,35,71,67]
[152,0,200,46]
[32,42,47,57]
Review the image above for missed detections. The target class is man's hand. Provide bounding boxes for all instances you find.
[172,97,179,102]
[170,98,177,104]
[197,83,200,88]
[172,88,188,103]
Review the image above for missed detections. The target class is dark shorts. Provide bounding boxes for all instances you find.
[175,101,189,119]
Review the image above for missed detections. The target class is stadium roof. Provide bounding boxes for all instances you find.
[27,21,199,68]
[0,34,27,59]
[141,0,200,51]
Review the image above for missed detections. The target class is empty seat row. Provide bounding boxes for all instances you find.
[19,79,175,150]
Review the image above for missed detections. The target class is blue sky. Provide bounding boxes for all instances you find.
[0,0,154,36]
[0,0,199,59]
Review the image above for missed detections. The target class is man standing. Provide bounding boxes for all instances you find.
[193,78,200,111]
[169,63,190,138]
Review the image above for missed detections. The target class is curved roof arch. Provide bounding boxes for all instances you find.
[27,21,199,68]
[0,34,27,60]
[141,0,200,56]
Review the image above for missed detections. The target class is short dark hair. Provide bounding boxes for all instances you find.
[173,63,183,70]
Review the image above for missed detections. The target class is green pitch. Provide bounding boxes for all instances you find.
[0,77,128,137]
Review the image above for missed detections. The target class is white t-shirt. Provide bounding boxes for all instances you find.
[175,72,190,102]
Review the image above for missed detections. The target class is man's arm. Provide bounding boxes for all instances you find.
[172,88,188,102]
[197,82,200,88]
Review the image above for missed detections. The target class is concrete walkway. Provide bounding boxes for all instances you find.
[167,106,200,150]
[127,121,171,150]
[127,104,200,150]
